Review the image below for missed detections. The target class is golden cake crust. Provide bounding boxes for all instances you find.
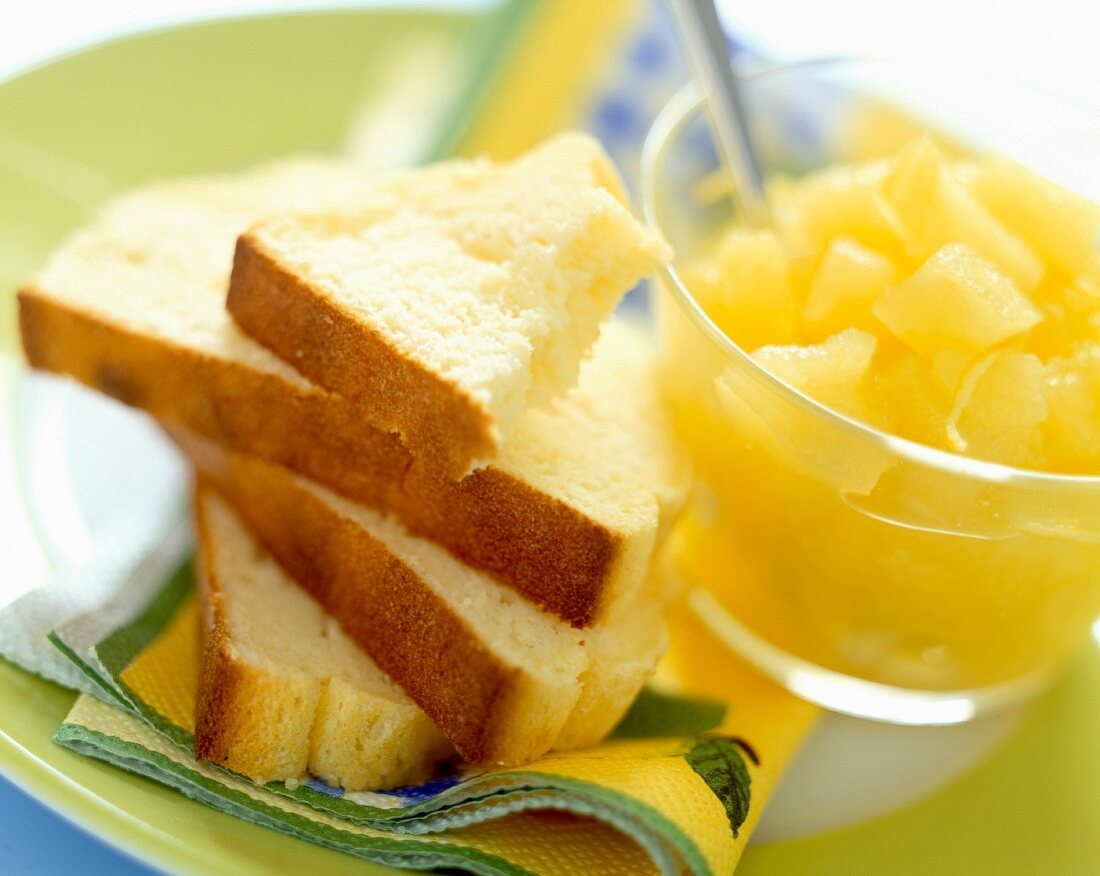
[18,286,622,627]
[185,442,576,765]
[228,234,496,479]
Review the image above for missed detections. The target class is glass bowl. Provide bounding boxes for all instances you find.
[641,58,1100,723]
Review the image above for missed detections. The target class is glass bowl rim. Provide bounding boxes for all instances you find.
[640,57,1100,492]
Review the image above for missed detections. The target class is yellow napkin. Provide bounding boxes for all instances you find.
[54,563,816,876]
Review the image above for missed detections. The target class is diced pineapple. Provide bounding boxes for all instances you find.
[1026,279,1100,359]
[802,237,897,339]
[720,329,891,492]
[788,251,819,303]
[683,228,797,351]
[1044,354,1100,469]
[685,137,1100,476]
[770,161,907,260]
[1029,299,1071,361]
[879,137,1044,292]
[946,351,1049,466]
[751,328,877,419]
[693,167,734,205]
[839,96,971,162]
[1064,342,1100,383]
[874,354,951,449]
[969,152,1100,278]
[1077,258,1100,299]
[951,161,978,186]
[929,350,977,395]
[873,243,1043,356]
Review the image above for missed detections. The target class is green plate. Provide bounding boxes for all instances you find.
[2,8,1099,875]
[0,8,483,875]
[0,6,490,348]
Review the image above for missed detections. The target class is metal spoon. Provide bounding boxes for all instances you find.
[666,0,771,227]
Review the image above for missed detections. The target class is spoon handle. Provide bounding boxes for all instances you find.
[667,0,771,227]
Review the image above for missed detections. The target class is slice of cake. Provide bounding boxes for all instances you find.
[186,431,673,763]
[193,489,451,789]
[397,320,691,626]
[556,604,667,750]
[19,161,688,627]
[184,431,588,765]
[228,133,670,476]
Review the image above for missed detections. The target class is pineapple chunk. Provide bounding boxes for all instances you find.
[788,251,819,303]
[1027,279,1100,359]
[685,136,1100,475]
[879,137,1044,292]
[752,328,877,419]
[802,237,897,339]
[929,350,977,395]
[726,328,889,491]
[683,228,797,351]
[1069,341,1100,382]
[946,351,1049,466]
[970,152,1100,278]
[840,96,971,162]
[873,243,1043,356]
[1044,353,1100,469]
[1078,260,1100,298]
[874,354,951,449]
[770,161,907,260]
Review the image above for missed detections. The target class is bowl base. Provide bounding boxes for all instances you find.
[689,588,1055,724]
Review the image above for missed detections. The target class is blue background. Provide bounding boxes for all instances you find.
[0,774,154,874]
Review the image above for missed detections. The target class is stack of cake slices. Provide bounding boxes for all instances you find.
[19,133,692,788]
